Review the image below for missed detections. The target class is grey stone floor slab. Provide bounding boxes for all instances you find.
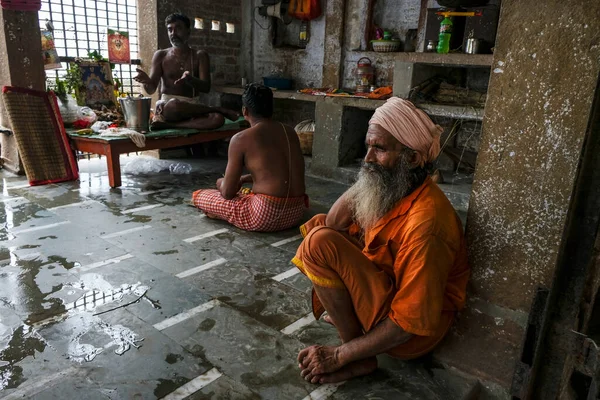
[67,256,213,326]
[279,271,313,295]
[160,301,316,400]
[0,156,483,400]
[0,223,127,270]
[186,374,262,400]
[35,308,210,398]
[185,262,311,331]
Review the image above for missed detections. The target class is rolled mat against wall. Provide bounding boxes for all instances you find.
[1,86,78,186]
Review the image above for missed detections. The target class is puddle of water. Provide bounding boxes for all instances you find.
[0,255,68,325]
[62,274,149,313]
[165,353,184,364]
[154,376,190,398]
[0,325,47,390]
[197,318,216,332]
[152,250,178,255]
[64,313,144,363]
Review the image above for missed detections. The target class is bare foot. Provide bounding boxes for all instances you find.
[204,212,219,219]
[218,108,241,121]
[317,357,378,384]
[150,120,173,130]
[322,314,334,326]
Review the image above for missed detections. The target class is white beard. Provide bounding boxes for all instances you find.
[346,160,413,231]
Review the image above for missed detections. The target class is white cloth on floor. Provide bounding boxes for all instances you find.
[98,128,146,148]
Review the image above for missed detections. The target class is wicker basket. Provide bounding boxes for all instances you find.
[371,40,402,53]
[0,0,41,11]
[295,120,314,156]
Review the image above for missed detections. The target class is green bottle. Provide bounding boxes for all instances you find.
[437,16,452,54]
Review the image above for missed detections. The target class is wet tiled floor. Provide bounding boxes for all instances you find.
[0,155,480,399]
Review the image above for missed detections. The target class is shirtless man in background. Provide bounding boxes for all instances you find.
[134,13,239,130]
[192,84,308,232]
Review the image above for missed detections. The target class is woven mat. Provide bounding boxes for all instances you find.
[2,87,78,185]
[67,117,247,141]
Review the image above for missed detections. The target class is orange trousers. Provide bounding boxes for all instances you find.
[292,214,454,359]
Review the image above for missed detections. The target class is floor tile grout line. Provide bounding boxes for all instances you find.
[161,368,222,399]
[10,221,71,235]
[183,228,229,243]
[270,234,304,248]
[280,312,316,335]
[100,225,152,239]
[301,382,345,400]
[73,254,135,273]
[0,196,25,203]
[4,183,31,190]
[272,267,301,282]
[1,366,83,400]
[138,188,171,196]
[47,199,98,211]
[153,299,220,331]
[176,258,227,279]
[122,204,163,214]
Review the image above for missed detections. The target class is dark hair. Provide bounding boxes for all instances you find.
[242,83,273,118]
[165,13,191,29]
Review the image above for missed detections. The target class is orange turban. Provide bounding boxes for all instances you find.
[369,97,443,167]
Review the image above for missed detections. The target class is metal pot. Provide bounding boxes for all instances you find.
[465,38,481,54]
[119,97,151,132]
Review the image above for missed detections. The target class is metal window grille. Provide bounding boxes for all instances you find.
[39,0,142,95]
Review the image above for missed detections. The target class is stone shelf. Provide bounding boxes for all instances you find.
[395,52,494,67]
[418,103,484,121]
[214,86,481,118]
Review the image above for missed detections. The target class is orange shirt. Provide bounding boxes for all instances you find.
[349,177,470,337]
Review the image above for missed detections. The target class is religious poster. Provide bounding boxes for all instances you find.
[77,61,116,106]
[41,30,61,70]
[107,28,130,64]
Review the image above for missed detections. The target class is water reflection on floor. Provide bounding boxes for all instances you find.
[0,155,478,399]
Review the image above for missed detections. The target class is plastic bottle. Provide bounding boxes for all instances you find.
[436,15,452,54]
[299,21,309,47]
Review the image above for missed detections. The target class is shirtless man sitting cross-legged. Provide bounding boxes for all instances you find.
[192,83,308,232]
[133,13,239,130]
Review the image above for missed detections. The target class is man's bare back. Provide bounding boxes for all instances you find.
[235,121,305,198]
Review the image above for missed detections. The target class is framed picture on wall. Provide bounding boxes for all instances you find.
[107,28,131,64]
[76,61,116,106]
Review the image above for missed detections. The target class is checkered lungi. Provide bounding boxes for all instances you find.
[192,189,309,232]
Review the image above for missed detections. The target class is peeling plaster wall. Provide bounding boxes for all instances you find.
[373,0,420,40]
[250,0,325,88]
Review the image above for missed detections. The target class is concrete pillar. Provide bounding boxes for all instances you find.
[137,0,160,105]
[434,0,600,390]
[0,8,45,174]
[311,101,344,175]
[321,0,345,88]
[241,1,253,83]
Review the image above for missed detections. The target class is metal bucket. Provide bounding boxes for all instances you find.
[119,97,152,132]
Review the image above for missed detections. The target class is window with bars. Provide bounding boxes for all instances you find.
[39,0,142,96]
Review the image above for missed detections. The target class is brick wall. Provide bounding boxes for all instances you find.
[157,0,242,86]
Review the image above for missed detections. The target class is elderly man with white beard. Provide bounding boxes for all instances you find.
[291,98,470,384]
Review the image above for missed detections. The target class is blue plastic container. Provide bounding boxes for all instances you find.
[262,77,294,90]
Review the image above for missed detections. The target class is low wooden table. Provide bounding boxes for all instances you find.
[68,119,245,188]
